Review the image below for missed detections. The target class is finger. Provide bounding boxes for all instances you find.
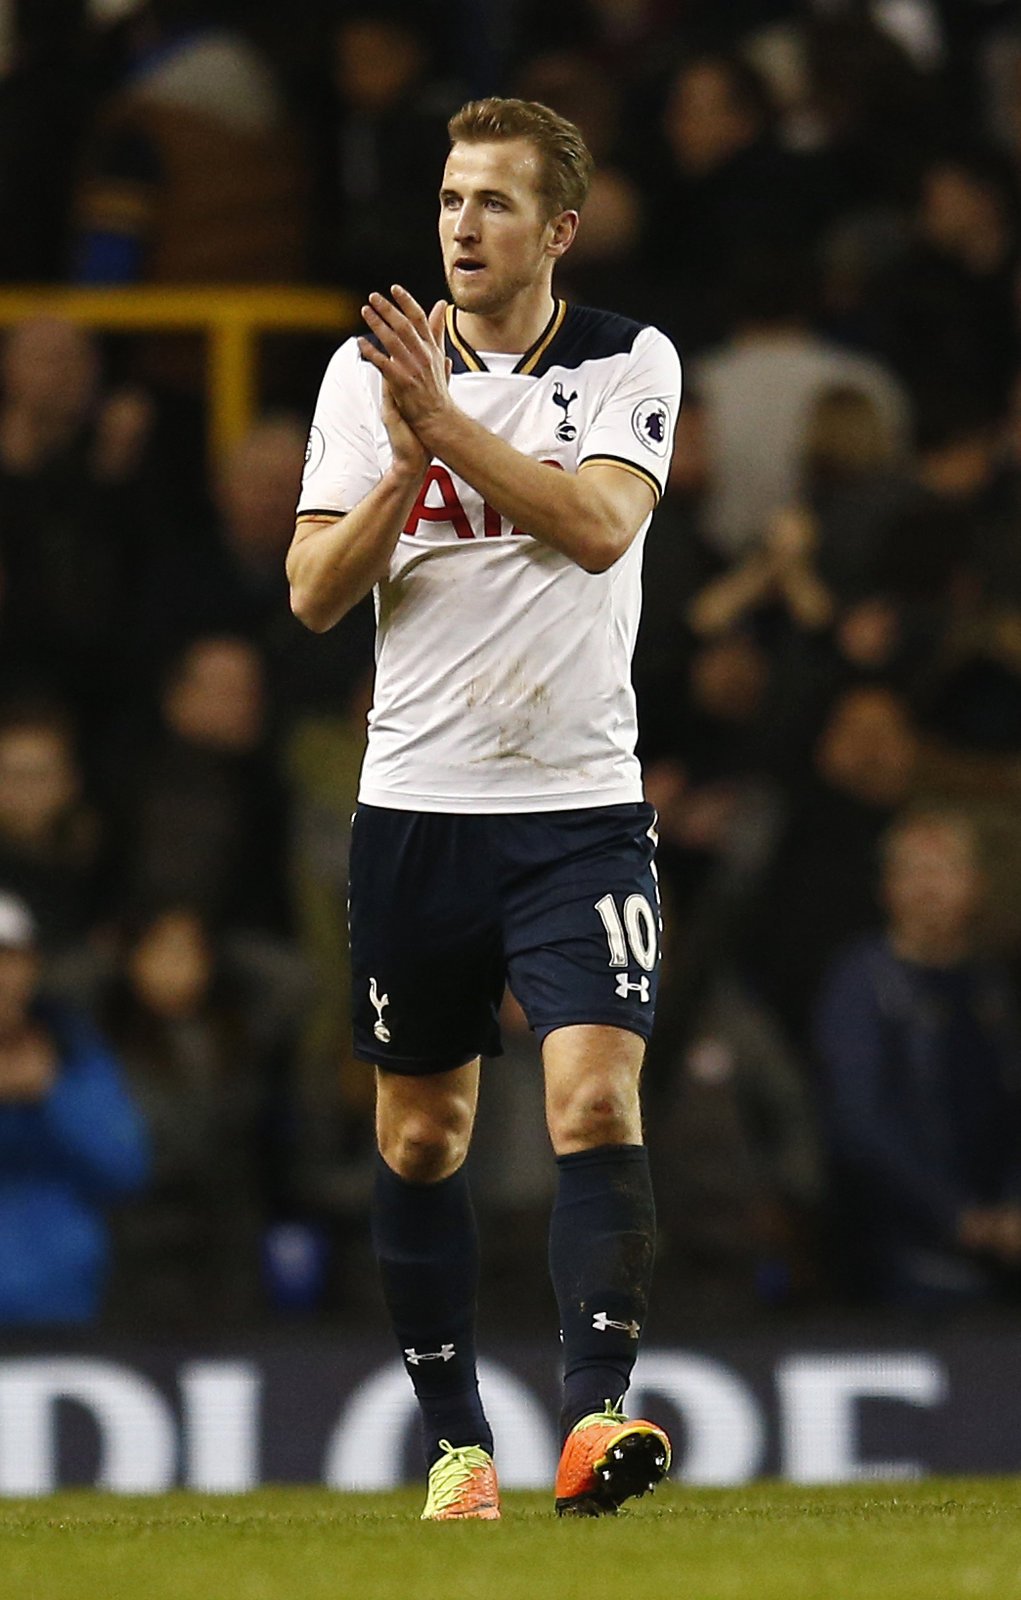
[361,305,416,370]
[356,336,390,376]
[367,291,421,355]
[391,284,432,340]
[428,299,448,346]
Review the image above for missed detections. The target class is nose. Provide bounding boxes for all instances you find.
[453,203,480,242]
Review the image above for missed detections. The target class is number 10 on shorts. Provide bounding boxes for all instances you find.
[594,893,658,971]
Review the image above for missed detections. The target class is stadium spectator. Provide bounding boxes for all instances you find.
[817,806,1021,1306]
[307,2,457,297]
[70,0,309,413]
[682,385,918,776]
[0,699,102,958]
[741,683,921,1055]
[0,318,155,724]
[693,253,909,557]
[131,414,374,719]
[647,971,823,1318]
[638,51,833,350]
[513,51,645,311]
[108,634,289,934]
[0,891,149,1325]
[131,415,307,669]
[72,0,308,289]
[803,11,941,215]
[101,904,268,1327]
[873,152,1020,413]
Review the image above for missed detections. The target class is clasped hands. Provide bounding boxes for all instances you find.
[358,286,453,471]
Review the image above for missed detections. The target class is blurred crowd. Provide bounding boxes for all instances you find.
[2,0,1021,1332]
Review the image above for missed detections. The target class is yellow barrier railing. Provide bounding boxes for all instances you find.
[0,286,360,461]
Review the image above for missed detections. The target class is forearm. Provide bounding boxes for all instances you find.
[287,467,423,632]
[778,566,835,630]
[421,404,634,573]
[687,555,773,636]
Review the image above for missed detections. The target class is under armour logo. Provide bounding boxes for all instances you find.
[369,977,391,1043]
[404,1345,456,1365]
[615,973,650,1002]
[552,380,578,441]
[593,1312,641,1338]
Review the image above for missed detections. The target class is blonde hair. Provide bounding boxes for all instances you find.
[447,96,594,218]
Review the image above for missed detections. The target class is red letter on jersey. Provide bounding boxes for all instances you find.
[404,465,474,539]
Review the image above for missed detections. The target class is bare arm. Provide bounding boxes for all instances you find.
[687,548,775,636]
[287,349,442,633]
[360,287,657,573]
[286,469,421,633]
[423,407,655,573]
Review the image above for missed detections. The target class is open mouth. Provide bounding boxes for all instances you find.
[453,259,485,275]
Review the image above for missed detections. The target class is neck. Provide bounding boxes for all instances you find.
[891,928,971,968]
[454,282,557,355]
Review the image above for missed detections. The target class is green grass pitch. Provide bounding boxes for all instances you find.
[2,1480,1020,1599]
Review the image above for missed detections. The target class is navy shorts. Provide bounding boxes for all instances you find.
[349,801,661,1074]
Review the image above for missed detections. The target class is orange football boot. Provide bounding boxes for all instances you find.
[420,1440,501,1521]
[555,1400,671,1516]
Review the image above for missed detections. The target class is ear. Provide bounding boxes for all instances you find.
[547,209,580,260]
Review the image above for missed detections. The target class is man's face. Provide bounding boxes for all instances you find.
[439,139,558,316]
[883,820,983,945]
[665,63,757,176]
[0,728,78,843]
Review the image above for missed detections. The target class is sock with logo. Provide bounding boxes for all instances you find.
[549,1143,656,1440]
[372,1154,493,1467]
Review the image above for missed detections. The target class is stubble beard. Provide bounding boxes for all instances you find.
[444,258,543,320]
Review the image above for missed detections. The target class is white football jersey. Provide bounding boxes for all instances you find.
[297,299,682,813]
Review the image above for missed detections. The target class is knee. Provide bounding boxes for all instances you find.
[378,1105,473,1183]
[546,1080,641,1155]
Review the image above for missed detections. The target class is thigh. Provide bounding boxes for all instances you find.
[501,803,662,1046]
[349,806,504,1073]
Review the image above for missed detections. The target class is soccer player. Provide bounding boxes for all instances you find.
[288,97,681,1520]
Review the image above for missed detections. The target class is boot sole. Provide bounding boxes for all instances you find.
[555,1428,670,1517]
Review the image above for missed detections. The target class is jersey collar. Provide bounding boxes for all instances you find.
[444,299,567,376]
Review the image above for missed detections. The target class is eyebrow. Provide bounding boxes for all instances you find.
[439,186,515,204]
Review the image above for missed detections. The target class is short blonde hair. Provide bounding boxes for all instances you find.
[447,96,594,218]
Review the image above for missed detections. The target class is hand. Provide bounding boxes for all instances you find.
[358,288,452,442]
[765,505,817,571]
[0,1032,57,1103]
[380,379,430,481]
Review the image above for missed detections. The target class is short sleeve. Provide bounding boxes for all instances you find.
[577,326,682,503]
[296,338,383,518]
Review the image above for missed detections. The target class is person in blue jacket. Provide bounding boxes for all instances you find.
[815,805,1021,1306]
[0,892,150,1323]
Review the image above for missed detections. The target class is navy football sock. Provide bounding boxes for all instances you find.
[549,1143,656,1440]
[371,1154,492,1468]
